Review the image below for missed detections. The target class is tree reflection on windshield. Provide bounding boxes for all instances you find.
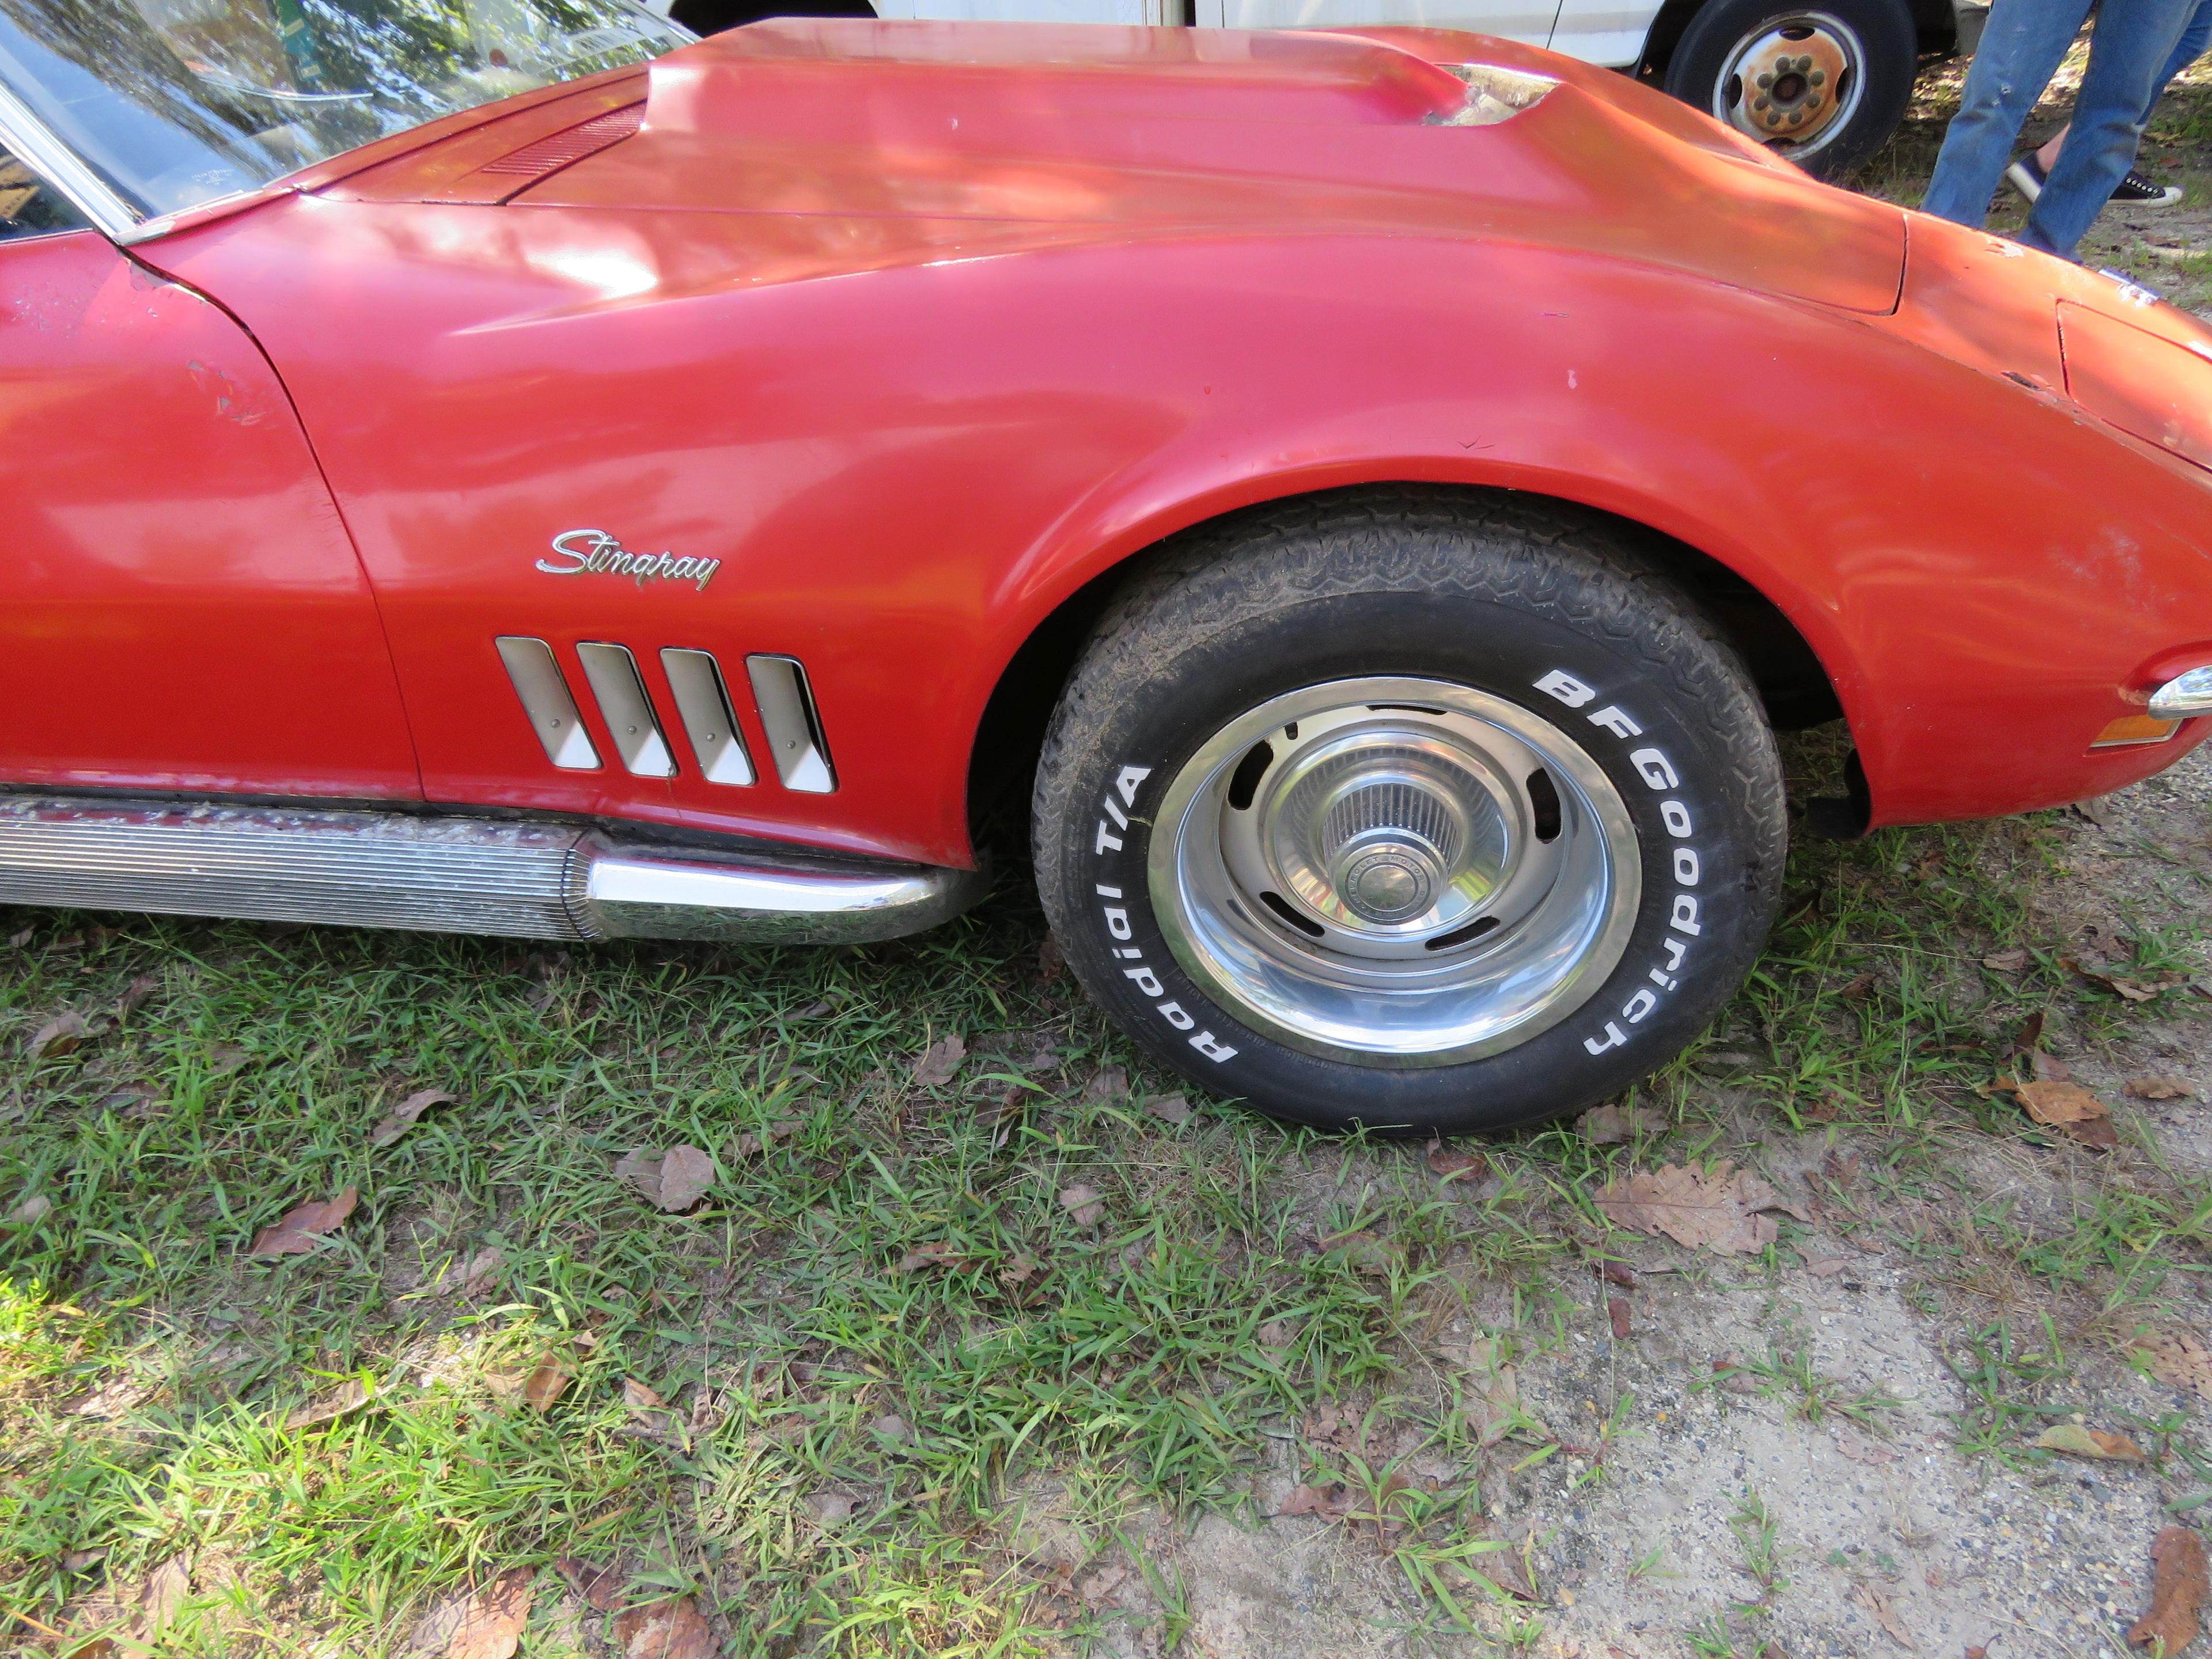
[0,0,686,219]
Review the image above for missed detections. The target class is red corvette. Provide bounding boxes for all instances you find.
[3,1,2209,1134]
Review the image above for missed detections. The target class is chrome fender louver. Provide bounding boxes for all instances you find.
[495,639,831,793]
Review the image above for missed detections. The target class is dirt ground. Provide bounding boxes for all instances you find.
[993,743,2212,1659]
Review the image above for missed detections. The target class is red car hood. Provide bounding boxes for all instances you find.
[321,20,1907,315]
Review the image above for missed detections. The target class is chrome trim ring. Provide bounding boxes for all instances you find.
[1147,677,1642,1068]
[2149,667,2212,719]
[1711,12,1868,160]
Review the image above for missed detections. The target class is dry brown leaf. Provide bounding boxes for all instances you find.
[99,1082,166,1118]
[998,1254,1038,1287]
[1059,1184,1105,1226]
[1982,948,2029,972]
[2140,1331,2212,1404]
[2033,1423,2145,1461]
[2014,1079,2108,1124]
[207,1043,250,1076]
[6,1191,52,1226]
[805,1491,855,1530]
[614,1149,664,1203]
[286,1377,371,1430]
[419,1245,505,1300]
[899,1240,968,1272]
[28,1013,89,1060]
[1593,1162,1805,1255]
[2133,1527,2210,1656]
[1259,1317,1294,1350]
[1426,1141,1488,1180]
[555,1555,624,1614]
[1036,933,1066,982]
[1594,1259,1637,1288]
[1578,1102,1661,1145]
[1472,1544,1540,1603]
[2131,1077,2198,1101]
[653,1146,714,1213]
[249,1187,359,1256]
[1853,1580,1915,1649]
[1803,1256,1855,1278]
[1144,1093,1192,1127]
[62,1547,107,1574]
[1080,1066,1128,1104]
[1326,1228,1400,1278]
[521,1361,570,1411]
[116,974,159,1016]
[1607,1296,1631,1339]
[2011,1079,2120,1149]
[613,1593,714,1659]
[371,1088,457,1149]
[871,1412,912,1444]
[730,1119,800,1160]
[1277,1482,1357,1521]
[912,1034,967,1089]
[137,1552,190,1637]
[447,1567,533,1659]
[1836,1430,1898,1466]
[1075,1563,1130,1609]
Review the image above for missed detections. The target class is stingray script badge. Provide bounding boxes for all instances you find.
[536,528,720,592]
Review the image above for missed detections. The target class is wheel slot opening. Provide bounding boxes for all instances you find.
[1365,702,1447,715]
[1425,915,1501,952]
[1259,890,1325,938]
[1227,741,1274,812]
[1282,722,1298,740]
[1527,767,1562,843]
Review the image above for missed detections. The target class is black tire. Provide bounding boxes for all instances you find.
[1032,491,1787,1138]
[1662,0,1917,181]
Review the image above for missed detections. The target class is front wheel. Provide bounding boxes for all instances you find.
[1662,0,1918,181]
[1032,494,1788,1137]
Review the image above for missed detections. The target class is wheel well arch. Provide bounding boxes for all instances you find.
[964,482,1845,854]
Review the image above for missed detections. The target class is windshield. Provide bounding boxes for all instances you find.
[0,0,690,221]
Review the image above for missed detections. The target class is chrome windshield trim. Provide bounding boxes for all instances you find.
[0,78,139,240]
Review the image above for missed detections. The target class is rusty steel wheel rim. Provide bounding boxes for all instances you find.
[1713,13,1865,157]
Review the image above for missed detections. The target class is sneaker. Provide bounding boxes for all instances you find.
[2111,168,2184,206]
[2006,150,2183,206]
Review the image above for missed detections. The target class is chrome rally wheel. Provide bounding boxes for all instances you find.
[1033,492,1789,1137]
[1148,677,1639,1066]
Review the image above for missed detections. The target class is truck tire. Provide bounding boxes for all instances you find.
[1032,491,1787,1137]
[1663,0,1918,180]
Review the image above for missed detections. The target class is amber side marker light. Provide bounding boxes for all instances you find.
[2093,714,2183,748]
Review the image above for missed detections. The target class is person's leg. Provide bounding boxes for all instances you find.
[1924,0,2097,225]
[2149,0,2212,107]
[2027,0,2206,182]
[2021,0,2195,253]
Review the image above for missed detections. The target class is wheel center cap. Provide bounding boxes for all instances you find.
[1341,844,1437,923]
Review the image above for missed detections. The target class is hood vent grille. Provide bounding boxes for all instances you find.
[478,103,646,187]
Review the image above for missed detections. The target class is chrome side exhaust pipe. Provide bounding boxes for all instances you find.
[0,796,982,945]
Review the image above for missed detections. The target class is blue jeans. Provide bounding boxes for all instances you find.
[1923,0,2196,257]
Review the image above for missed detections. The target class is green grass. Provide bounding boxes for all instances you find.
[5,746,2210,1654]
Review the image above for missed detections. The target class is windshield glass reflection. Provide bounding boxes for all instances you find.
[0,0,688,219]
